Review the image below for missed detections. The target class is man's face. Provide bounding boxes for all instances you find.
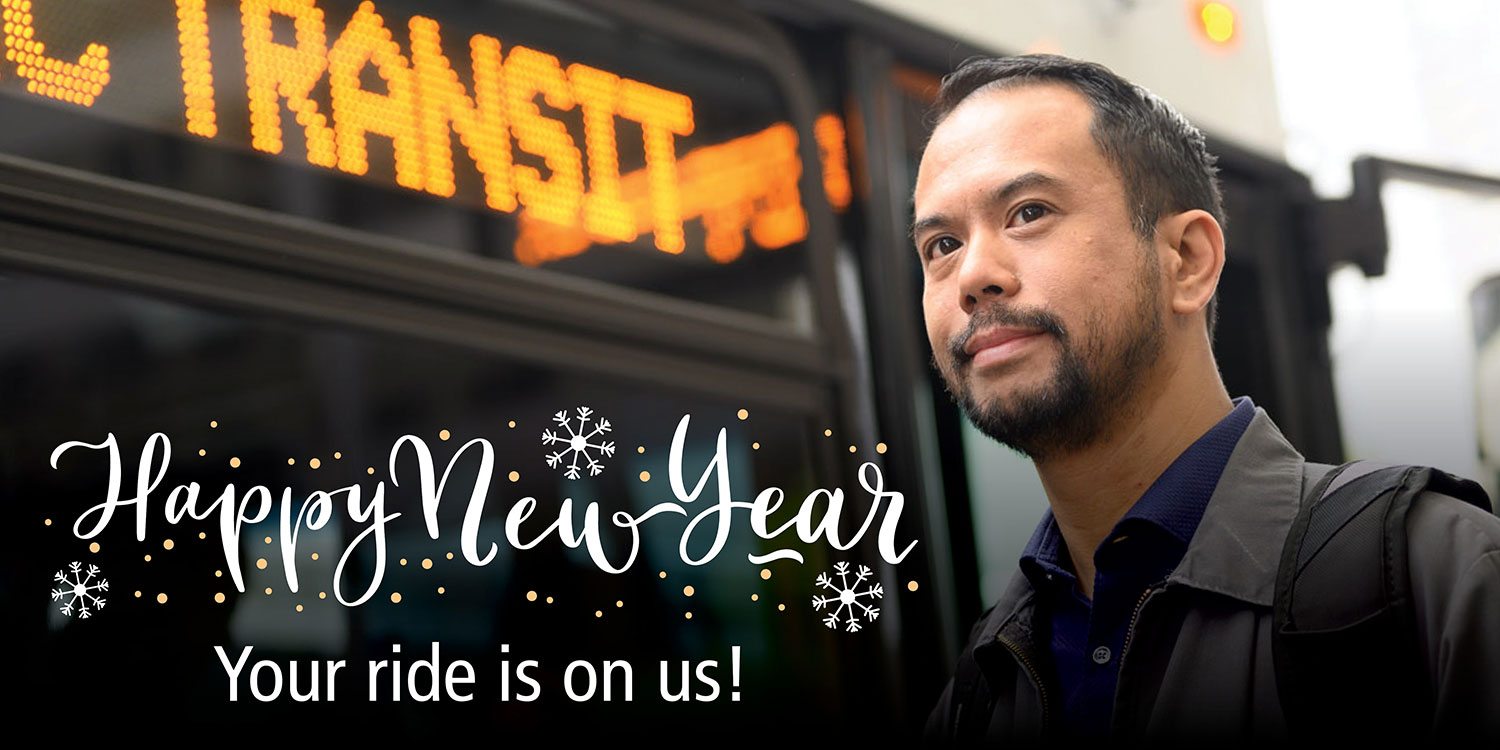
[913,83,1167,460]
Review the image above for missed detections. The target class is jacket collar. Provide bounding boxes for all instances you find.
[974,405,1307,652]
[1166,406,1305,607]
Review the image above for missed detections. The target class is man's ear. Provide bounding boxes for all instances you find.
[1158,209,1225,320]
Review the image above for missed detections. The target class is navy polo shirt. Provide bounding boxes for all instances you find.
[1018,395,1256,738]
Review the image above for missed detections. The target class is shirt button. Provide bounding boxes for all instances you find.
[1092,646,1112,665]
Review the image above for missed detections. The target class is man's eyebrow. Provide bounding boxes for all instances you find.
[986,170,1065,206]
[909,213,950,245]
[909,171,1065,245]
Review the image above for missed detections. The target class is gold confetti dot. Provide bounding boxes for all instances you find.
[877,442,888,454]
[751,594,759,601]
[824,429,832,437]
[265,587,272,595]
[134,591,141,598]
[737,409,749,420]
[908,581,920,592]
[685,612,693,620]
[157,593,168,604]
[637,446,645,453]
[198,449,206,457]
[446,552,454,560]
[422,558,432,569]
[639,471,651,482]
[296,604,303,612]
[508,471,519,482]
[256,558,267,570]
[309,458,321,469]
[527,591,538,602]
[439,429,450,441]
[311,553,319,561]
[210,420,218,428]
[849,445,857,453]
[318,592,326,599]
[333,451,341,459]
[400,558,408,566]
[595,610,602,618]
[760,568,772,580]
[683,585,695,597]
[287,458,295,466]
[778,604,786,611]
[367,467,375,475]
[88,542,99,553]
[391,592,402,603]
[198,532,206,540]
[144,554,152,562]
[230,457,241,468]
[44,518,51,526]
[508,420,516,428]
[752,442,760,450]
[214,570,222,578]
[546,596,554,604]
[214,592,225,603]
[437,587,445,594]
[163,539,174,550]
[264,536,272,544]
[659,571,667,579]
[616,600,624,608]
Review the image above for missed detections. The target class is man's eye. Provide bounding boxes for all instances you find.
[1012,203,1049,226]
[925,236,961,258]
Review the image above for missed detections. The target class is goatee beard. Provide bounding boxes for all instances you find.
[937,289,1163,462]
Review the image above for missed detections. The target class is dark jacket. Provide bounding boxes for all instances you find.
[925,406,1500,745]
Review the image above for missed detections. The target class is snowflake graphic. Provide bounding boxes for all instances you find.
[51,561,108,619]
[542,406,616,480]
[812,561,884,632]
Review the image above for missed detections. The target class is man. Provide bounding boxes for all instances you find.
[916,54,1500,744]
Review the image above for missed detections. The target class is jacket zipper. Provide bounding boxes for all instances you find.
[1120,580,1168,661]
[1114,580,1169,739]
[996,632,1054,734]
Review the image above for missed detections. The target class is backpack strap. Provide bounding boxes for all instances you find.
[1273,460,1492,742]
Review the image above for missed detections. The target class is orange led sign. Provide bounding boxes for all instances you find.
[515,114,850,266]
[0,0,851,265]
[2,0,111,106]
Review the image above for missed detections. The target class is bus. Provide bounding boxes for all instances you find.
[1,0,1355,740]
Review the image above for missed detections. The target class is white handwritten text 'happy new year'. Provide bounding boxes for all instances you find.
[51,415,917,606]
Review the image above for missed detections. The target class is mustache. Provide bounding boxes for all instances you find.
[948,303,1067,367]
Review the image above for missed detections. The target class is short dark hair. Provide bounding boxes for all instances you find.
[930,54,1225,339]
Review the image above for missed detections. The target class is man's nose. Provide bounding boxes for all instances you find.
[955,231,1020,316]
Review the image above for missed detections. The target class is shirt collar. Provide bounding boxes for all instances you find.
[1019,396,1257,590]
[1114,395,1256,546]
